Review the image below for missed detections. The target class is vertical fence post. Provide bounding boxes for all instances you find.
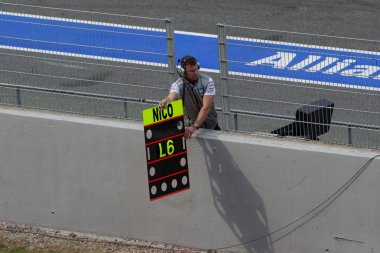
[165,18,176,83]
[217,23,230,130]
[348,125,352,145]
[234,113,238,131]
[123,98,128,119]
[16,88,21,106]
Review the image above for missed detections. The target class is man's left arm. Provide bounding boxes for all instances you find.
[194,95,213,127]
[184,95,214,139]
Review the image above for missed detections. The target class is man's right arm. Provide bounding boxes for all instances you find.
[159,81,180,108]
[159,92,178,108]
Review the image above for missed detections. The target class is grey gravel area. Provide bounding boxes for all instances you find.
[0,222,206,253]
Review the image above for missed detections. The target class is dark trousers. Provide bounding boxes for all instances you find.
[213,124,221,130]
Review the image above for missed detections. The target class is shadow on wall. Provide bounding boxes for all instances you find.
[197,138,274,253]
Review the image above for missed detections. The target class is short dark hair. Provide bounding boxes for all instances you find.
[180,55,198,69]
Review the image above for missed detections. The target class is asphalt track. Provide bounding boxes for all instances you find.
[1,0,379,147]
[3,0,379,37]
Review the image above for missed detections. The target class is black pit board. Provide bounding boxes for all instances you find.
[142,100,190,201]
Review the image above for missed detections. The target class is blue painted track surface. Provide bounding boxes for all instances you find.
[1,13,380,89]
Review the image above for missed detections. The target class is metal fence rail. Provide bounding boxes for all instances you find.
[217,24,380,148]
[1,2,380,149]
[0,2,176,120]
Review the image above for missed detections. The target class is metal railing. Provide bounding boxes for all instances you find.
[0,2,176,120]
[216,24,380,148]
[0,2,380,149]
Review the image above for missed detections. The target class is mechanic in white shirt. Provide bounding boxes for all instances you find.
[159,55,220,139]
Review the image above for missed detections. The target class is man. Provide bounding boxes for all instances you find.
[159,55,220,139]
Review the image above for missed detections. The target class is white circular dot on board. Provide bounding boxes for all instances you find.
[182,176,188,185]
[161,182,167,192]
[177,121,183,130]
[180,157,187,167]
[146,130,152,139]
[151,185,157,195]
[171,179,178,188]
[149,167,155,177]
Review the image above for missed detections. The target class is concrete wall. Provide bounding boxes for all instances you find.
[0,106,379,253]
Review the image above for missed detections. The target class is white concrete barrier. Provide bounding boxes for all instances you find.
[0,106,379,253]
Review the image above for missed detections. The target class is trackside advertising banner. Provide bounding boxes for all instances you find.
[226,38,380,90]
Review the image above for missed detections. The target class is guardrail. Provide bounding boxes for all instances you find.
[0,1,176,117]
[217,24,380,148]
[0,2,379,149]
[1,81,379,149]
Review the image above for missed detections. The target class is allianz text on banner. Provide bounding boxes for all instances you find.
[227,38,380,90]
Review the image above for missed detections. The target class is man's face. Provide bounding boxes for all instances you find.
[185,64,199,82]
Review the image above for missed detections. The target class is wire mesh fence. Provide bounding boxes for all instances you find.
[1,2,380,149]
[217,24,380,149]
[0,2,175,120]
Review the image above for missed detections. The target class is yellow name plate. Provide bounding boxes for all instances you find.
[143,100,184,126]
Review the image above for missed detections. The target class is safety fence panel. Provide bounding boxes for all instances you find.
[0,2,176,120]
[1,2,379,149]
[217,24,380,149]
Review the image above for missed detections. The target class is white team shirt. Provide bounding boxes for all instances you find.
[169,77,216,96]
